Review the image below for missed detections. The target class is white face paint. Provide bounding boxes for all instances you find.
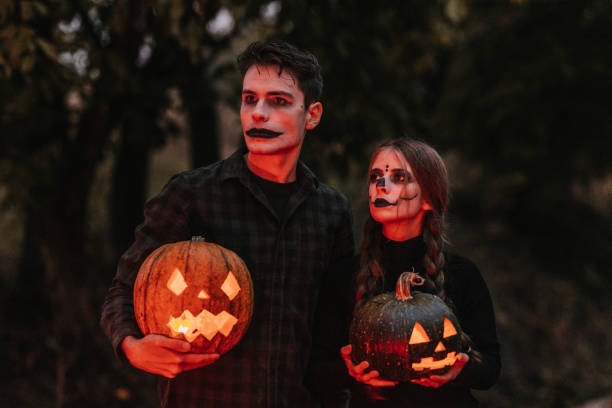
[368,148,432,240]
[241,64,316,156]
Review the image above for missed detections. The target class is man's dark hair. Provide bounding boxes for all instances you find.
[237,40,323,107]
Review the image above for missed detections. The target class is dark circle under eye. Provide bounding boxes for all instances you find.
[369,173,379,184]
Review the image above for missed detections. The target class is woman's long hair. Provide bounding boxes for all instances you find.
[356,137,450,307]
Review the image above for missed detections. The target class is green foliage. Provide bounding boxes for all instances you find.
[432,0,612,280]
[279,0,454,176]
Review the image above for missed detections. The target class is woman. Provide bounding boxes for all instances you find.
[341,138,501,407]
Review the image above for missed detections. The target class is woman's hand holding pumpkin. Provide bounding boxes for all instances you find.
[410,352,469,388]
[122,334,220,378]
[340,345,398,387]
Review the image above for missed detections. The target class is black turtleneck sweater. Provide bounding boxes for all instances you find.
[349,236,501,408]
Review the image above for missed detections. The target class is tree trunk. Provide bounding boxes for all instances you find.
[189,101,220,168]
[39,99,114,408]
[109,133,150,261]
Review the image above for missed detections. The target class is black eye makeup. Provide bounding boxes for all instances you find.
[242,94,256,105]
[391,169,409,184]
[370,168,411,185]
[369,169,384,184]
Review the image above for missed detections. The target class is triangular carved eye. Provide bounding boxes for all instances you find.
[409,322,430,344]
[443,317,457,338]
[167,268,188,296]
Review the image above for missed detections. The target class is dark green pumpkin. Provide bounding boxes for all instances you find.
[349,272,463,381]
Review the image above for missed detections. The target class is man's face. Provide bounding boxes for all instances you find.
[240,64,320,156]
[368,148,432,225]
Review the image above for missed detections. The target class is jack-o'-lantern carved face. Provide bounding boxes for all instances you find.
[165,268,242,342]
[349,272,463,382]
[134,240,254,355]
[408,316,459,373]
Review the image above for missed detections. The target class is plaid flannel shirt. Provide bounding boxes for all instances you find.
[101,147,355,407]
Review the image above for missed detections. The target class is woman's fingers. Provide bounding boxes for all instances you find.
[412,352,471,387]
[352,360,369,374]
[339,344,397,387]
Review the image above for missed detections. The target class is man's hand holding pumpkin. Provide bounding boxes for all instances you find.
[122,334,220,378]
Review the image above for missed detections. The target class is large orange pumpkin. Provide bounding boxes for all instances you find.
[133,239,254,354]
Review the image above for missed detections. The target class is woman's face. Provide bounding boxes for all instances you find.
[368,148,432,227]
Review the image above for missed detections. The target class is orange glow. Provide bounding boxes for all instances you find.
[443,316,457,337]
[167,309,239,342]
[409,321,430,344]
[412,351,458,371]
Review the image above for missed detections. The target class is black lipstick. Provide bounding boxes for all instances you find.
[374,198,395,207]
[373,193,419,207]
[246,128,283,139]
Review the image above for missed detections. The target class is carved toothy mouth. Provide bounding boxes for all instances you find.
[412,351,458,371]
[167,309,238,342]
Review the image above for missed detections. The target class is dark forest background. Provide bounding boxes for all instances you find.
[2,0,612,407]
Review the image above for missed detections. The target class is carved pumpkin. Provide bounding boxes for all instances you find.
[349,272,462,381]
[133,239,254,354]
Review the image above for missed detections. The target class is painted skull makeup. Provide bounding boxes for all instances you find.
[369,167,417,205]
[368,148,431,232]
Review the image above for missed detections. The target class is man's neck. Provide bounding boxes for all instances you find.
[245,149,301,183]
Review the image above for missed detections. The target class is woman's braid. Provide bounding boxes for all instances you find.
[355,218,384,308]
[422,211,447,301]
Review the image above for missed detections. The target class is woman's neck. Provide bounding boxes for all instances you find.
[381,216,425,242]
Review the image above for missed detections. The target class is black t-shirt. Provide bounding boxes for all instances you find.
[253,174,297,220]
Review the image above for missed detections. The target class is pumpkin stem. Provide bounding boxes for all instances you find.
[396,269,425,301]
[191,235,206,242]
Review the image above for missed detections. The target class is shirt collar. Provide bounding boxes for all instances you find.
[219,146,320,190]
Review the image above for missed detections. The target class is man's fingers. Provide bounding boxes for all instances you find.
[180,353,220,370]
[152,335,192,352]
[161,353,221,378]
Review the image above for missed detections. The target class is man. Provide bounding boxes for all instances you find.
[101,40,355,407]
